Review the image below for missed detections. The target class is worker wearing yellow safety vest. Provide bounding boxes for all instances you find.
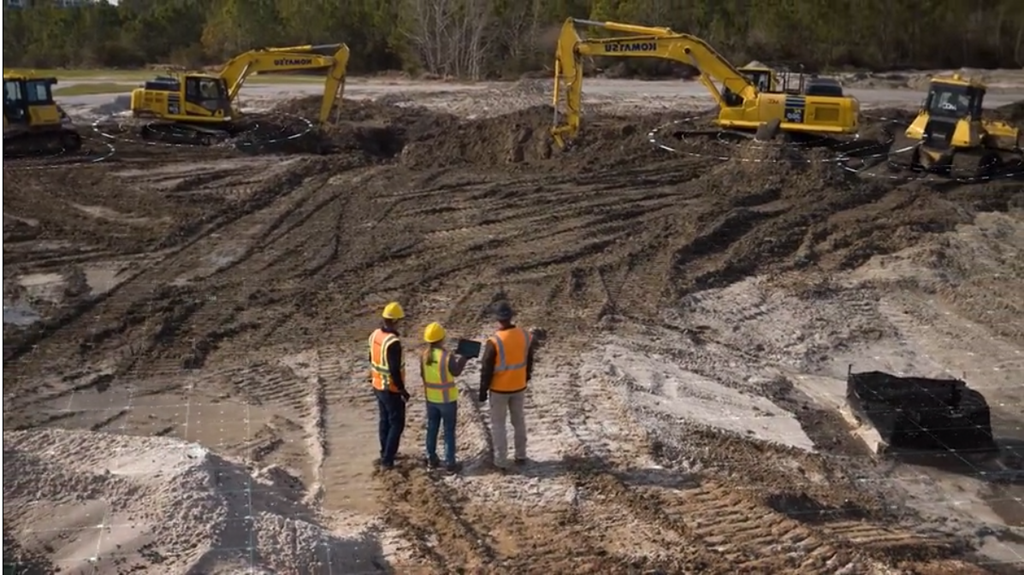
[478,301,535,470]
[420,322,468,473]
[368,301,410,471]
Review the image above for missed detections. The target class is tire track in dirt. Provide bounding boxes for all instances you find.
[3,157,335,418]
[556,347,966,572]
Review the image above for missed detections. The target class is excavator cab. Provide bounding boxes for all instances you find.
[183,74,231,115]
[133,73,231,121]
[3,71,81,156]
[739,67,776,93]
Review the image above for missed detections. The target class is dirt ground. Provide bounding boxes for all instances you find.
[3,80,1024,575]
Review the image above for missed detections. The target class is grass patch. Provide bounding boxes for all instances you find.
[250,74,327,83]
[29,68,155,80]
[28,68,330,83]
[53,82,135,96]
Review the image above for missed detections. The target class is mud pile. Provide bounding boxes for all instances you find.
[275,96,460,162]
[993,99,1024,125]
[276,97,671,170]
[3,428,378,574]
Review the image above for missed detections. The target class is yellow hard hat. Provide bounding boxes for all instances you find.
[423,322,446,343]
[382,301,405,320]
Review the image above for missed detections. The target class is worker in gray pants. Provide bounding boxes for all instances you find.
[478,301,535,470]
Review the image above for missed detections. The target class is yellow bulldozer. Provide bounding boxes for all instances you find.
[130,43,350,145]
[551,18,859,148]
[887,74,1022,179]
[3,70,82,157]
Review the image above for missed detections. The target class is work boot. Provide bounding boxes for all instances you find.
[445,462,462,474]
[426,456,441,469]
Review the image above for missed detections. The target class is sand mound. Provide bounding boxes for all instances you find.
[3,429,379,574]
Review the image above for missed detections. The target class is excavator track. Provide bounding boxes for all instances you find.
[139,122,236,147]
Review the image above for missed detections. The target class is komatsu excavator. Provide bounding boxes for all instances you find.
[3,70,82,157]
[130,43,350,145]
[551,19,859,148]
[887,74,1022,180]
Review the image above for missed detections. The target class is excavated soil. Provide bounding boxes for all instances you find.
[3,97,1023,574]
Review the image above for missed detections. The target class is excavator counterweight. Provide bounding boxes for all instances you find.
[129,43,350,145]
[551,18,859,148]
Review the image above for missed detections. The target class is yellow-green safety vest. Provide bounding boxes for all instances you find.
[421,348,457,404]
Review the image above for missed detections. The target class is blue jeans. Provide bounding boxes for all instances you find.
[425,401,458,466]
[375,389,406,466]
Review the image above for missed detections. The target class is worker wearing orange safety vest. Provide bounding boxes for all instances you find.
[420,322,468,473]
[478,301,535,470]
[369,301,409,471]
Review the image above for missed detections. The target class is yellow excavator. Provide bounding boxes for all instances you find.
[130,43,350,145]
[887,74,1022,179]
[3,70,82,157]
[551,18,859,148]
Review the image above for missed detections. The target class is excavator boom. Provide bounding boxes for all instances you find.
[217,43,350,124]
[552,18,858,148]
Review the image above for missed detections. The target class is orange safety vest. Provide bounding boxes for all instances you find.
[368,328,403,392]
[487,327,532,393]
[421,348,458,404]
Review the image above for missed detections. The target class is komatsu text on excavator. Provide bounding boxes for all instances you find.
[551,18,859,148]
[3,70,82,157]
[887,74,1022,180]
[130,43,350,145]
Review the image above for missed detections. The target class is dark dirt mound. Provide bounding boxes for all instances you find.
[993,100,1024,124]
[275,97,459,162]
[275,97,677,171]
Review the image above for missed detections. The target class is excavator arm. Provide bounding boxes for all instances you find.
[553,18,760,147]
[218,43,350,124]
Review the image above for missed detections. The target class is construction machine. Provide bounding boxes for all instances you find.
[551,18,859,148]
[887,74,1022,179]
[130,43,350,145]
[3,70,82,157]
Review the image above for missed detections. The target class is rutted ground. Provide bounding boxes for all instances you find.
[3,89,1023,574]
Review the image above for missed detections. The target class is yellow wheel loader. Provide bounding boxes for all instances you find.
[130,43,350,145]
[887,74,1022,180]
[551,18,859,148]
[3,71,82,157]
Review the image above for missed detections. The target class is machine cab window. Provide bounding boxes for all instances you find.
[185,76,228,103]
[3,79,26,120]
[4,79,24,104]
[743,70,774,93]
[926,83,981,119]
[24,79,55,104]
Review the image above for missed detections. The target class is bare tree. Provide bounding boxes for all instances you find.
[399,0,494,80]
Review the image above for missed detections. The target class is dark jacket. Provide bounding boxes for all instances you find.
[479,324,535,395]
[418,346,469,382]
[368,325,405,392]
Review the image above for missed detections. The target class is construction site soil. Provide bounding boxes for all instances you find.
[4,95,1024,574]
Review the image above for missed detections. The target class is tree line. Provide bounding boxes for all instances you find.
[4,0,1024,79]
